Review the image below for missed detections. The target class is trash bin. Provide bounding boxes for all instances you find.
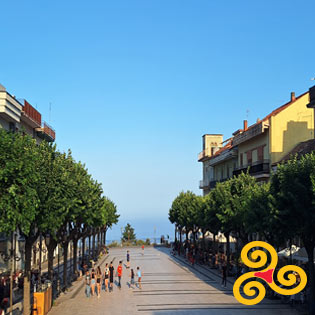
[33,286,52,315]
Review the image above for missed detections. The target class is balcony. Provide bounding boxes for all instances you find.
[21,100,41,128]
[233,160,270,178]
[36,122,55,142]
[232,121,269,146]
[199,180,210,189]
[0,85,22,123]
[208,148,238,166]
[200,178,230,190]
[198,147,212,162]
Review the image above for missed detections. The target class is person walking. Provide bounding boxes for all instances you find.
[141,245,144,255]
[117,261,123,289]
[103,263,109,292]
[91,268,96,296]
[129,269,135,289]
[137,267,142,289]
[85,270,91,298]
[109,262,114,292]
[126,250,130,268]
[221,262,227,288]
[96,266,102,298]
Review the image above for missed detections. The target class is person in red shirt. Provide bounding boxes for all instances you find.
[117,261,123,289]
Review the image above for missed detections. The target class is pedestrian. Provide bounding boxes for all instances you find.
[91,268,96,296]
[141,244,144,255]
[221,262,227,288]
[129,269,135,289]
[109,262,114,292]
[96,266,102,298]
[126,250,130,268]
[103,263,109,291]
[117,261,123,289]
[85,270,91,298]
[137,267,142,289]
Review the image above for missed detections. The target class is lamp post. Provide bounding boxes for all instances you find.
[32,235,47,292]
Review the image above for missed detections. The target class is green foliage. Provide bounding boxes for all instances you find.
[122,223,136,242]
[270,154,315,247]
[0,128,119,245]
[0,129,40,235]
[108,241,120,248]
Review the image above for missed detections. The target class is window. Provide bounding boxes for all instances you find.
[257,146,264,161]
[246,151,252,165]
[240,153,243,167]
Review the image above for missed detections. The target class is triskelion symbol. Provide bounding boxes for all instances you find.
[233,241,307,305]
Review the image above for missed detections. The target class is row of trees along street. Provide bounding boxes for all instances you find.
[169,153,315,315]
[0,129,119,315]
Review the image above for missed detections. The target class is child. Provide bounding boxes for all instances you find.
[130,269,135,288]
[137,266,142,289]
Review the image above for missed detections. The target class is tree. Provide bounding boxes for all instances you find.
[122,223,136,242]
[270,154,315,315]
[204,191,221,251]
[0,129,41,315]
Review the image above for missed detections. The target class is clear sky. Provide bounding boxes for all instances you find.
[1,0,315,240]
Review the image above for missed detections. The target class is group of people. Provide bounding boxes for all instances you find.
[84,250,142,298]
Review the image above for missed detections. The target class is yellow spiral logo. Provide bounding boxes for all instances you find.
[233,241,307,305]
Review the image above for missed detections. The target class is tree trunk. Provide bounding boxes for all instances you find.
[47,239,57,281]
[88,235,91,258]
[92,233,96,259]
[179,228,182,256]
[305,244,315,315]
[202,230,206,251]
[73,239,78,275]
[82,237,85,264]
[224,232,230,273]
[174,225,177,243]
[23,238,33,315]
[62,241,69,291]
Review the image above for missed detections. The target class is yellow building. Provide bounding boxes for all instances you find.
[199,89,314,193]
[233,91,313,181]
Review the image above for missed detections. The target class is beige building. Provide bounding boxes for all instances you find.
[0,83,55,142]
[0,83,56,273]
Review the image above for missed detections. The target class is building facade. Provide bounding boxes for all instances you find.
[199,90,314,195]
[0,83,56,274]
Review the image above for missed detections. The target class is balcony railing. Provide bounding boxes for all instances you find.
[199,180,210,189]
[22,100,42,127]
[43,122,55,140]
[233,160,270,177]
[36,122,56,142]
[198,147,212,162]
[232,121,269,146]
[200,178,230,189]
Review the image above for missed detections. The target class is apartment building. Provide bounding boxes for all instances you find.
[199,89,314,195]
[0,83,56,274]
[0,83,55,142]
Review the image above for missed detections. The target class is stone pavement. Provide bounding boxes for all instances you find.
[48,247,301,315]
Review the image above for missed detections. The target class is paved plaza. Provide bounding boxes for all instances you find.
[49,247,300,315]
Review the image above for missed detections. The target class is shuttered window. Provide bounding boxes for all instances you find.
[246,151,252,165]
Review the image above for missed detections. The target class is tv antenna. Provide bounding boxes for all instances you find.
[49,102,52,123]
[246,109,250,120]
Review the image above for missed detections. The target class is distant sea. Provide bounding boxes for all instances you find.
[106,217,174,244]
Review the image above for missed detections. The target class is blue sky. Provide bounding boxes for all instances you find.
[1,0,315,240]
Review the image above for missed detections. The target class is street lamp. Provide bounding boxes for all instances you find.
[33,235,47,291]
